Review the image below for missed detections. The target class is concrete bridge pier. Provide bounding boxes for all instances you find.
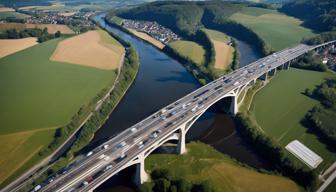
[258,72,268,81]
[284,61,291,70]
[269,68,276,76]
[134,153,149,186]
[177,127,186,154]
[229,95,238,115]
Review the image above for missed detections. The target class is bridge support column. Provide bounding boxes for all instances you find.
[269,68,276,76]
[284,61,291,70]
[134,153,149,186]
[177,127,186,154]
[229,95,238,115]
[258,72,268,81]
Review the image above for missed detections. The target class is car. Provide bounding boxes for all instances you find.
[103,144,109,149]
[32,185,41,192]
[150,132,158,139]
[86,151,93,157]
[131,127,137,133]
[104,165,113,171]
[117,141,127,148]
[138,143,144,149]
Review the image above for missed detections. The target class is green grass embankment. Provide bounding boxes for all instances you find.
[145,142,301,192]
[250,69,336,171]
[230,7,316,51]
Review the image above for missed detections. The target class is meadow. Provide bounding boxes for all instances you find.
[146,142,301,192]
[168,40,205,66]
[250,68,336,171]
[202,28,234,70]
[0,23,74,34]
[0,37,37,58]
[0,35,118,185]
[128,28,165,49]
[230,7,316,51]
[51,30,124,70]
[0,11,30,20]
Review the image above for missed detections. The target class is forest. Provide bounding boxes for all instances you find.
[280,0,336,32]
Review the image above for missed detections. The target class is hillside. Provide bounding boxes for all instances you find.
[280,0,336,32]
[111,1,317,54]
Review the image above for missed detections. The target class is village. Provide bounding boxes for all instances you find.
[121,19,181,44]
[320,44,336,71]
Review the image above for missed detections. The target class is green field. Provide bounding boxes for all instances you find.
[325,179,336,192]
[0,11,30,20]
[202,28,234,71]
[230,7,316,51]
[250,68,336,171]
[146,142,300,192]
[168,40,205,66]
[0,36,118,185]
[202,28,229,42]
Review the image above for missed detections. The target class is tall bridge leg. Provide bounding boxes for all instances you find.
[269,68,276,76]
[134,153,149,186]
[229,95,238,115]
[177,128,186,154]
[258,72,268,81]
[284,61,291,70]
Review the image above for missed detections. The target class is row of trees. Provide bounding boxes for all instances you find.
[304,78,336,148]
[303,31,336,45]
[0,28,61,42]
[291,51,327,72]
[140,169,214,192]
[234,113,318,190]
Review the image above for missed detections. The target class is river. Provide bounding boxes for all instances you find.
[91,14,267,191]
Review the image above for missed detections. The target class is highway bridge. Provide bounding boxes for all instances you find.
[27,40,336,192]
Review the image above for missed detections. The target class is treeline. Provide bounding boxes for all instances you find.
[291,51,327,72]
[279,0,336,32]
[116,1,204,37]
[110,0,270,55]
[140,169,214,192]
[304,78,336,148]
[234,113,318,190]
[0,28,61,43]
[303,31,336,45]
[201,4,271,56]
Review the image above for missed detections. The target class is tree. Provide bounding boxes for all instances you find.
[139,182,153,192]
[55,31,61,38]
[176,179,191,192]
[151,169,172,180]
[153,178,170,192]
